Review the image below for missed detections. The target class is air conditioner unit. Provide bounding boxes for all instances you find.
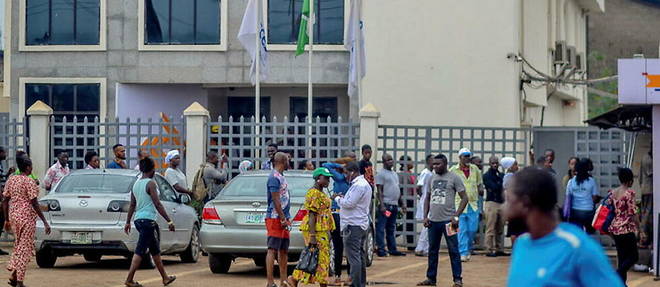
[575,53,584,72]
[567,46,577,67]
[553,41,567,64]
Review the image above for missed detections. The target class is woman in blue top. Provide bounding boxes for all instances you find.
[123,157,177,287]
[565,158,600,233]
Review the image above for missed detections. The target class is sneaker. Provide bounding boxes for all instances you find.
[486,252,497,257]
[389,251,406,256]
[495,251,510,257]
[377,251,388,257]
[453,280,464,287]
[416,279,436,286]
[460,255,469,262]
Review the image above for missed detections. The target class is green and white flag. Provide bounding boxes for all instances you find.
[295,0,311,56]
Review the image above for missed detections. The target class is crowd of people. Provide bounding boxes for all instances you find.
[0,142,655,287]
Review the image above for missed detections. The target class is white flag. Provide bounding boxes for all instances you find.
[238,0,268,84]
[345,0,366,98]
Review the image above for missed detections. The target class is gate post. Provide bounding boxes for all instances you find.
[184,102,209,185]
[359,103,380,155]
[26,101,53,188]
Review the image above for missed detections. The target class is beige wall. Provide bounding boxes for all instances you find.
[0,85,6,113]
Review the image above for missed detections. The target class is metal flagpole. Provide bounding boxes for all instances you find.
[307,0,314,158]
[255,0,262,162]
[356,0,362,108]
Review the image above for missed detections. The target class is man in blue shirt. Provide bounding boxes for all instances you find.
[265,152,290,287]
[107,144,127,169]
[504,167,623,287]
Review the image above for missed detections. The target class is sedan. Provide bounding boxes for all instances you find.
[35,169,200,268]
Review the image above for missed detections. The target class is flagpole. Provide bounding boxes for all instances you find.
[307,0,314,158]
[356,0,362,109]
[255,0,262,160]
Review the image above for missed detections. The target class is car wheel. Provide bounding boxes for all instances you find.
[180,225,200,263]
[83,253,102,262]
[209,253,232,274]
[364,227,374,267]
[36,249,57,268]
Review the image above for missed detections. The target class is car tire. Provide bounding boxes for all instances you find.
[364,226,374,267]
[253,257,266,267]
[36,249,57,268]
[209,253,232,274]
[180,225,201,263]
[83,253,102,262]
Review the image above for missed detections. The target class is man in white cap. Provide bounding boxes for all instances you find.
[164,150,193,196]
[449,148,483,262]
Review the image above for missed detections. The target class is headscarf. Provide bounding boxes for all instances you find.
[165,150,180,164]
[239,160,253,173]
[501,157,516,170]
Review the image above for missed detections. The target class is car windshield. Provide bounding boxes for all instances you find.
[221,175,322,198]
[55,174,136,194]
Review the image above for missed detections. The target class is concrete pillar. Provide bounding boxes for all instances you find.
[26,101,53,185]
[359,102,380,159]
[184,102,209,185]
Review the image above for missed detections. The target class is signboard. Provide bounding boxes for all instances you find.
[618,59,660,104]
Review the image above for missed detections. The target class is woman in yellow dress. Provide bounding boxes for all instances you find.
[287,167,335,287]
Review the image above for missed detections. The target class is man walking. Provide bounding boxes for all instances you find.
[164,150,193,197]
[375,153,406,257]
[417,154,468,287]
[482,156,507,257]
[265,153,291,287]
[449,148,483,262]
[262,144,278,170]
[415,154,434,257]
[335,161,372,287]
[107,144,127,169]
[43,151,70,193]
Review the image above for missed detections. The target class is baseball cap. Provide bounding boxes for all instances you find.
[312,167,333,179]
[458,148,472,157]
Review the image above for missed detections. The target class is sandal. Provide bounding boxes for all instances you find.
[416,279,436,286]
[125,281,143,287]
[163,276,177,286]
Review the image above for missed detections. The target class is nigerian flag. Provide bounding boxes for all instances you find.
[295,0,311,56]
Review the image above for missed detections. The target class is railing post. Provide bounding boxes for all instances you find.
[26,100,53,192]
[183,102,209,185]
[359,103,381,159]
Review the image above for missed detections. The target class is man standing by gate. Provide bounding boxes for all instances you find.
[375,153,406,257]
[482,156,507,257]
[450,148,483,262]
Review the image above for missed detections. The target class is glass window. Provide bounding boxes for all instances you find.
[25,83,100,118]
[268,0,344,45]
[155,175,178,202]
[55,174,137,193]
[220,175,314,198]
[75,84,101,112]
[289,97,338,120]
[227,97,271,119]
[144,0,221,45]
[25,0,101,45]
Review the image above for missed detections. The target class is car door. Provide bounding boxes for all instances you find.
[154,174,193,249]
[153,175,178,251]
[173,195,197,249]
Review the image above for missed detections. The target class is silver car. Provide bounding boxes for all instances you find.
[35,169,201,268]
[199,171,375,274]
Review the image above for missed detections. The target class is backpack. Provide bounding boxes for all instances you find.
[191,164,208,201]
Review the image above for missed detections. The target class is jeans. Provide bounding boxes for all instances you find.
[331,213,346,276]
[613,232,639,283]
[569,209,595,234]
[484,201,504,252]
[458,205,479,256]
[343,226,367,287]
[375,204,399,254]
[426,221,462,283]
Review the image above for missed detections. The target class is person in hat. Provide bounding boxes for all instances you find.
[287,167,335,287]
[164,150,193,196]
[449,148,483,262]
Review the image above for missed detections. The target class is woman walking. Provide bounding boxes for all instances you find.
[565,158,599,233]
[287,167,335,287]
[606,168,639,284]
[2,157,51,287]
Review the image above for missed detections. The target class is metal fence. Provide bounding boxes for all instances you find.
[0,116,27,168]
[377,125,531,248]
[207,116,360,178]
[50,116,185,171]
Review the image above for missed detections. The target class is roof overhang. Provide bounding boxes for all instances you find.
[585,105,651,132]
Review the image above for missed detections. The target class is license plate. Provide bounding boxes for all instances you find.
[70,232,93,244]
[244,212,265,224]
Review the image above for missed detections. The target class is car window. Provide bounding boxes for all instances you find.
[55,174,136,194]
[220,175,333,198]
[154,175,178,202]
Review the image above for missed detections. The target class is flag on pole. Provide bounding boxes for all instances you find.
[238,0,268,84]
[295,0,311,56]
[345,0,366,97]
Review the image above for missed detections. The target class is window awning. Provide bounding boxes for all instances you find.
[584,105,652,132]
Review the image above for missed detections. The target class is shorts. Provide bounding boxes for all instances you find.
[267,236,290,251]
[134,219,161,256]
[265,218,290,239]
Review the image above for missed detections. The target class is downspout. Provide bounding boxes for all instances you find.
[517,0,525,125]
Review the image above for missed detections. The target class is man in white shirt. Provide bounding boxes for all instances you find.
[415,154,434,257]
[335,161,372,287]
[164,150,193,197]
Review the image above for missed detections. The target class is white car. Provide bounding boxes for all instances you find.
[35,169,200,268]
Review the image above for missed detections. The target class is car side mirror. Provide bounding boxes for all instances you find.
[179,194,191,205]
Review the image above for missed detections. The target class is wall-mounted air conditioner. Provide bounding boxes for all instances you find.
[553,41,567,64]
[566,46,577,68]
[575,53,584,72]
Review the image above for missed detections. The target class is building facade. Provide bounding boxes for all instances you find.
[3,0,602,127]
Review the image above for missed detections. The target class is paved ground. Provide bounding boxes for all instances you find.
[2,250,657,287]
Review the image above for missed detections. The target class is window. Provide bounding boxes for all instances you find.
[227,97,271,119]
[155,175,178,202]
[25,83,100,120]
[25,0,101,45]
[289,97,338,121]
[144,0,221,45]
[268,0,344,45]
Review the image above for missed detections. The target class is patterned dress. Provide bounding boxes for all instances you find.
[3,175,39,281]
[606,189,638,236]
[292,188,335,284]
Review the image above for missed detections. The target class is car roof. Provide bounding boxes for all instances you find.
[68,168,141,176]
[236,170,313,177]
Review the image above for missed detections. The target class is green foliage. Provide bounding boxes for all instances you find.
[587,50,619,118]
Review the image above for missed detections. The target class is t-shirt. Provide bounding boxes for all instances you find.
[107,160,124,169]
[375,168,400,205]
[358,159,374,186]
[425,172,465,222]
[508,223,624,287]
[566,177,599,211]
[165,168,187,189]
[266,170,290,219]
[415,168,433,220]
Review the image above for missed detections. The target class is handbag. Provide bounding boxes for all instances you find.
[592,192,615,234]
[295,245,319,274]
